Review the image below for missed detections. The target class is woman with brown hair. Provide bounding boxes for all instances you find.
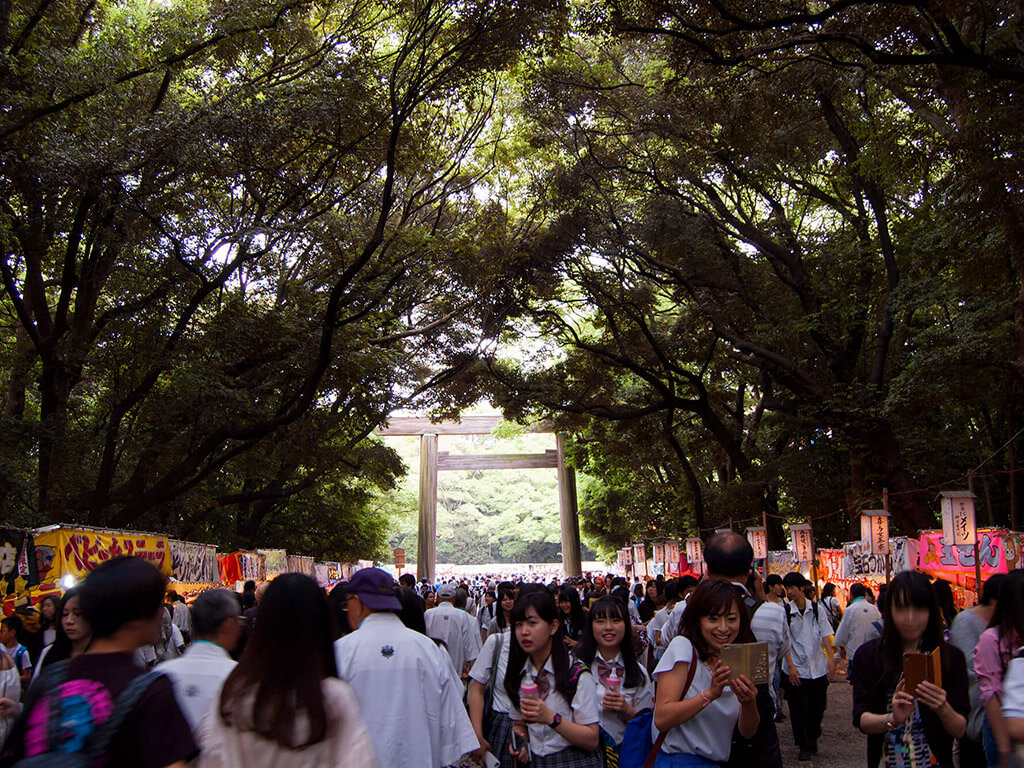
[197,573,376,768]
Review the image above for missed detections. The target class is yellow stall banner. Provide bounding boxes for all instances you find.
[34,528,173,584]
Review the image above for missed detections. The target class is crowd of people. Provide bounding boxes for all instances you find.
[0,532,1019,767]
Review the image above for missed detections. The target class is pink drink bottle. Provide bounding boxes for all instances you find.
[606,671,621,693]
[520,680,539,700]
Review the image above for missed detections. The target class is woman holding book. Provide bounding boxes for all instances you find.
[651,579,759,767]
[849,570,969,768]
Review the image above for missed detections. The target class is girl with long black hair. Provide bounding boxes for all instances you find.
[558,587,586,648]
[504,590,602,767]
[849,570,969,768]
[485,586,517,640]
[197,573,376,768]
[573,596,653,751]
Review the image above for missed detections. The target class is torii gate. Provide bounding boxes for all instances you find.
[375,416,582,581]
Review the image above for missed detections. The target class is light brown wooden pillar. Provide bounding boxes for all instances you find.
[556,433,583,577]
[417,433,438,582]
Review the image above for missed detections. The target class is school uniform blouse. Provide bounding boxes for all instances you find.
[509,656,600,757]
[587,651,653,745]
[469,630,512,714]
[652,636,739,763]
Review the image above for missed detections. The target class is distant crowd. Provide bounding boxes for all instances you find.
[0,532,1019,767]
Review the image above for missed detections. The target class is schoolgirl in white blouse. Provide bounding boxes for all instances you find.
[505,589,603,768]
[572,596,653,747]
[652,579,760,768]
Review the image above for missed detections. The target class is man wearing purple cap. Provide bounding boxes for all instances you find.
[335,568,478,768]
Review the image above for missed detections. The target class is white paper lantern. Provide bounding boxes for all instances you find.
[746,527,768,560]
[939,491,977,547]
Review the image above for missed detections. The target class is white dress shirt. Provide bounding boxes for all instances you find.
[469,630,512,713]
[783,601,833,679]
[509,655,600,757]
[588,651,653,745]
[653,636,739,763]
[425,600,482,675]
[833,597,881,663]
[335,612,478,768]
[158,640,237,731]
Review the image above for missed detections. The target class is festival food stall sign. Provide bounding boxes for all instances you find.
[287,554,315,576]
[34,526,172,588]
[170,540,218,584]
[258,549,288,578]
[918,528,1010,590]
[842,537,916,582]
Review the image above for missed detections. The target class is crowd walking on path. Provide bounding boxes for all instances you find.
[0,531,1019,767]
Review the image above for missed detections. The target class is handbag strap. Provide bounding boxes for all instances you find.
[642,646,699,768]
[487,632,504,690]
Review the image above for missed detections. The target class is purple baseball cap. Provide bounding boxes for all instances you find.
[348,568,402,611]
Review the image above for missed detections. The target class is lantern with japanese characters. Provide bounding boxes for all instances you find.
[791,523,814,563]
[746,527,768,560]
[860,509,890,555]
[685,537,704,574]
[653,542,665,564]
[940,490,977,547]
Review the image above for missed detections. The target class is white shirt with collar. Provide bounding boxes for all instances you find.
[509,655,600,757]
[588,651,653,745]
[833,597,881,663]
[783,600,832,679]
[424,600,482,674]
[653,636,739,763]
[335,611,478,768]
[158,640,237,732]
[469,629,512,713]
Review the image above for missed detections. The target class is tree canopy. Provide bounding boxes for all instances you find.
[3,0,1022,558]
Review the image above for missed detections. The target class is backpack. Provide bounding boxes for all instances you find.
[822,598,841,632]
[12,646,28,674]
[784,601,820,626]
[15,661,164,767]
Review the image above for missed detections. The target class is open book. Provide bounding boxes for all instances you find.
[721,642,770,685]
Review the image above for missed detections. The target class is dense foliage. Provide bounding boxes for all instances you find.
[3,0,1022,558]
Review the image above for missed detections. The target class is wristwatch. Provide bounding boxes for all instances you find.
[884,714,897,731]
[549,713,563,730]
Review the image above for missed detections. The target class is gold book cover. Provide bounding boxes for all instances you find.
[721,642,770,685]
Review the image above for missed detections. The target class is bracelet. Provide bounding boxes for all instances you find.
[699,690,713,708]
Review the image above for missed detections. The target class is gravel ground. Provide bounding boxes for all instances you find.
[777,674,867,768]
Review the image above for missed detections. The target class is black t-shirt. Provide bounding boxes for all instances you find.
[18,652,198,768]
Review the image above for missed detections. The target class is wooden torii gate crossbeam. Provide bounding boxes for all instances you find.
[375,416,582,581]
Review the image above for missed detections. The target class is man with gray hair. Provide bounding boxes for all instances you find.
[159,589,242,731]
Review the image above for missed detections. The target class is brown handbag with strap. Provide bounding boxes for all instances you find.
[642,647,700,768]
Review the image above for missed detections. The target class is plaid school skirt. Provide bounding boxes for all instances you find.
[486,711,518,768]
[531,745,604,768]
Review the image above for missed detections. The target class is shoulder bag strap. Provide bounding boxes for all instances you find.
[85,670,164,763]
[642,647,699,768]
[487,632,503,690]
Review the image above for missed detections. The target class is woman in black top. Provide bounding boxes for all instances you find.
[849,570,969,768]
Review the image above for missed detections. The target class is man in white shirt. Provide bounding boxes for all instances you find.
[158,589,241,732]
[833,583,881,670]
[335,568,478,768]
[425,582,482,680]
[782,571,836,762]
